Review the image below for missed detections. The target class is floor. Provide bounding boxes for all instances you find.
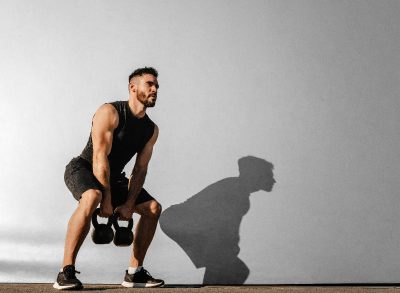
[1,284,400,293]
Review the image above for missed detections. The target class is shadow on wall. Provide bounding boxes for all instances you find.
[159,156,275,285]
[0,260,57,277]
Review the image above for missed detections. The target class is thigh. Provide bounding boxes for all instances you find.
[64,156,103,201]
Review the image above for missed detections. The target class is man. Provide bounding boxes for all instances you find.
[54,67,164,290]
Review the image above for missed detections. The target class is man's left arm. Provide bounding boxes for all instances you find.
[115,124,159,219]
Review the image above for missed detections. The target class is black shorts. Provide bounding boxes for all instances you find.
[64,156,154,207]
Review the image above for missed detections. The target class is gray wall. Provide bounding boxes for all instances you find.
[0,0,399,284]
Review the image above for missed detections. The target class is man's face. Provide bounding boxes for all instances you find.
[263,169,276,192]
[133,74,159,108]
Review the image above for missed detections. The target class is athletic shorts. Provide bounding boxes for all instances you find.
[64,156,154,207]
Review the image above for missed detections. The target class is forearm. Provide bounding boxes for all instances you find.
[125,167,147,208]
[92,154,112,201]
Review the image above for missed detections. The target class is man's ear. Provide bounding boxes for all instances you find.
[128,81,136,93]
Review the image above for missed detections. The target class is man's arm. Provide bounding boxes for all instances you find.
[115,124,159,219]
[91,103,119,217]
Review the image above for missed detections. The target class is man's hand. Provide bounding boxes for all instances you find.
[99,198,113,218]
[114,204,134,221]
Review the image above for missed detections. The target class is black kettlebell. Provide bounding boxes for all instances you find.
[112,215,134,247]
[91,208,114,244]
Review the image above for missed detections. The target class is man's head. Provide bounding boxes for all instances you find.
[128,67,159,108]
[238,156,276,192]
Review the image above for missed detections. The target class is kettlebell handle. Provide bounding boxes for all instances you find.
[92,208,113,228]
[112,213,134,230]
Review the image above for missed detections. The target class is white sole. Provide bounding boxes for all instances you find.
[53,282,82,290]
[121,280,164,288]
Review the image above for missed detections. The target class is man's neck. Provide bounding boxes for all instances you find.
[128,97,146,119]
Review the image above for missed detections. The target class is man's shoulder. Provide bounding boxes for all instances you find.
[104,100,125,110]
[98,100,126,119]
[97,102,119,116]
[92,102,120,129]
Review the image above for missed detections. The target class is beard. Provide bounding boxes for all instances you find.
[137,90,156,108]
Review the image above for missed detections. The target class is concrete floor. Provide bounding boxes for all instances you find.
[1,284,400,293]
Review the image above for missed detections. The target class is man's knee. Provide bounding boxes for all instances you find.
[79,189,102,216]
[151,201,162,218]
[140,200,162,219]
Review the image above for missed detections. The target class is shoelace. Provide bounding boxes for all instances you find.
[64,266,80,279]
[141,268,153,278]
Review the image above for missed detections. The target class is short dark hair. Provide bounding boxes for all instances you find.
[129,67,158,82]
[238,156,274,177]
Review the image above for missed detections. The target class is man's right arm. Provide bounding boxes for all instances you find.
[91,103,119,217]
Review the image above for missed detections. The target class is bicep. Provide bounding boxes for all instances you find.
[91,104,119,158]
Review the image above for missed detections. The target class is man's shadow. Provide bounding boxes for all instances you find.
[159,156,276,285]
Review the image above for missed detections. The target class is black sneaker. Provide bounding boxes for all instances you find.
[122,268,164,288]
[53,265,83,290]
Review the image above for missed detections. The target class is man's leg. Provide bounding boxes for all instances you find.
[63,189,102,266]
[130,199,162,267]
[121,199,164,288]
[54,189,102,290]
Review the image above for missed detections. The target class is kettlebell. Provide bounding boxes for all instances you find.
[91,208,114,244]
[112,215,134,247]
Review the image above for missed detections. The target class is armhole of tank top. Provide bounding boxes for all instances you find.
[105,102,122,132]
[149,121,156,142]
[137,121,155,153]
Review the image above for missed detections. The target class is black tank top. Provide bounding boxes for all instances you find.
[79,100,155,178]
